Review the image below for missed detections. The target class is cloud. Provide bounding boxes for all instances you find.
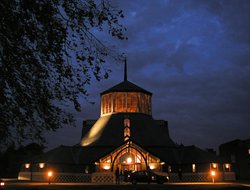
[46,0,250,151]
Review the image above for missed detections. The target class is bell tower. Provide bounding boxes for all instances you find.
[100,59,152,116]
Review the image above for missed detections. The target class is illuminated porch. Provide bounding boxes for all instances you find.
[95,141,163,172]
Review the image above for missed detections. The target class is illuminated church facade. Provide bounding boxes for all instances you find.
[80,61,176,173]
[18,61,235,182]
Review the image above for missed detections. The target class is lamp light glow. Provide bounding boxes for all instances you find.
[211,171,215,176]
[212,163,217,169]
[39,163,45,168]
[48,171,53,177]
[149,165,155,170]
[127,157,132,164]
[192,164,196,173]
[25,163,30,169]
[103,165,110,170]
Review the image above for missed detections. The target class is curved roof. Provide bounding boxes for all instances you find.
[81,113,175,147]
[147,145,224,164]
[101,80,152,95]
[26,145,114,164]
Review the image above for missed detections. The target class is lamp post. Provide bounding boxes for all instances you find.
[211,170,215,183]
[47,171,53,184]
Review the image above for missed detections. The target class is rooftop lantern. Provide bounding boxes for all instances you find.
[100,58,152,116]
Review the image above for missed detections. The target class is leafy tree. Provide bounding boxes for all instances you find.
[0,0,127,150]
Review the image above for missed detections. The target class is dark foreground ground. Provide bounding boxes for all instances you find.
[3,181,250,190]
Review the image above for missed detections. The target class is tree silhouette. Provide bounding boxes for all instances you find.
[0,0,127,149]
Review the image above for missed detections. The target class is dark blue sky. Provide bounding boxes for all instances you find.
[46,0,250,151]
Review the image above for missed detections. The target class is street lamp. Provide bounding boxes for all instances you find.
[0,180,5,188]
[47,171,53,184]
[211,170,216,183]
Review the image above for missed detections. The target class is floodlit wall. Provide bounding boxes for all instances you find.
[101,92,152,116]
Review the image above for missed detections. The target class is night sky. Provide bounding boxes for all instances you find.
[46,0,250,152]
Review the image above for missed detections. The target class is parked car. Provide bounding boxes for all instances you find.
[0,179,6,190]
[123,170,133,182]
[127,170,169,184]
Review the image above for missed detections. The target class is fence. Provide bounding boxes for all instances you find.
[18,171,235,183]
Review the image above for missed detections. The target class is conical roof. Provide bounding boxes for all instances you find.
[101,80,152,95]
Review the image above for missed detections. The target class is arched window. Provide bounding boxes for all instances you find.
[124,128,130,141]
[124,118,130,128]
[124,118,130,141]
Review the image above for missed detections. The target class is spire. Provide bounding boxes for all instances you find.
[124,57,127,81]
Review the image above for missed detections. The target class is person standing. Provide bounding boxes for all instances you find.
[115,168,120,184]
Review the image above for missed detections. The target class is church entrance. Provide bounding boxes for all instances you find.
[113,150,145,172]
[97,141,161,173]
[111,143,148,173]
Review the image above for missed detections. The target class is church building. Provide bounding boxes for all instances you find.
[18,60,235,183]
